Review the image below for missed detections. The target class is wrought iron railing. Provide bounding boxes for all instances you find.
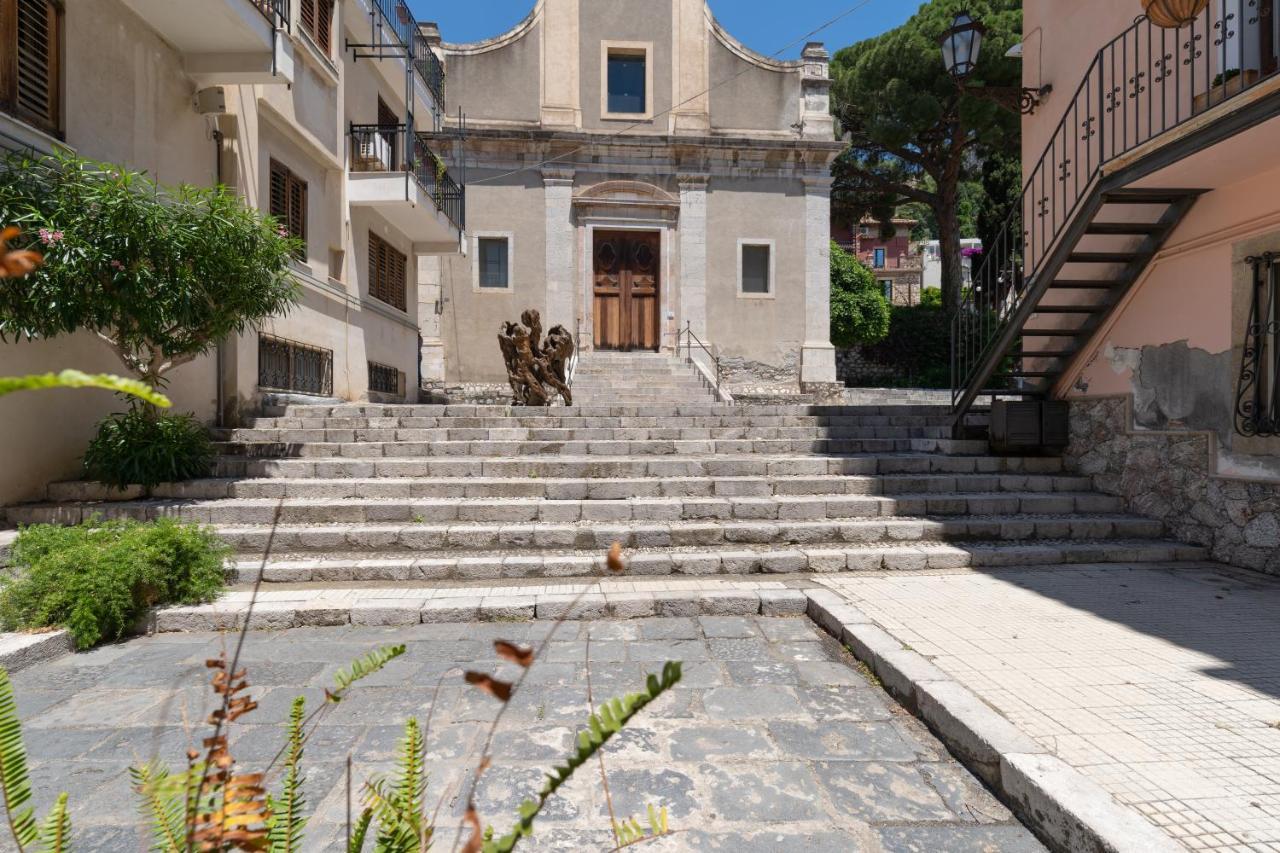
[364,0,445,105]
[676,321,725,402]
[414,33,445,105]
[249,0,289,28]
[259,334,333,397]
[348,124,466,230]
[368,361,406,396]
[1237,251,1280,436]
[952,1,1280,414]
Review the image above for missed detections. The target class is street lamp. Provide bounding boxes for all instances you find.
[939,11,1051,115]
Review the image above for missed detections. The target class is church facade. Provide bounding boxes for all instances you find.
[420,0,844,394]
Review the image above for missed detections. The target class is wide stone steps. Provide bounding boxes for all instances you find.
[206,514,1169,556]
[44,472,1098,502]
[210,452,1067,480]
[6,492,1127,526]
[265,404,947,418]
[220,425,955,443]
[243,414,957,429]
[213,437,990,459]
[223,539,1205,584]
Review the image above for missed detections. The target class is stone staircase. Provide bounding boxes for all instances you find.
[5,397,1206,618]
[570,351,719,405]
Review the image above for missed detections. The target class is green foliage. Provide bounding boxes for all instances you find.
[483,661,683,853]
[0,370,171,407]
[0,668,71,853]
[329,645,407,704]
[0,518,227,648]
[613,804,670,848]
[830,0,1022,308]
[858,303,953,389]
[267,697,308,853]
[920,287,943,308]
[829,242,891,348]
[130,762,190,853]
[82,409,214,492]
[0,150,300,387]
[363,718,429,853]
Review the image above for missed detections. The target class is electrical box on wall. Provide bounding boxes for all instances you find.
[194,87,227,115]
[990,401,1069,454]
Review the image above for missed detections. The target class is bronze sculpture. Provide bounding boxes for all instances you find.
[498,309,574,406]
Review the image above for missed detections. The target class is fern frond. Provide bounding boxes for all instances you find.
[0,668,38,851]
[612,803,671,849]
[347,808,373,853]
[130,763,187,853]
[327,645,406,704]
[484,661,682,853]
[34,792,71,853]
[362,718,429,853]
[266,696,307,853]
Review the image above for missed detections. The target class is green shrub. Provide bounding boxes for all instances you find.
[0,517,227,648]
[830,241,891,347]
[857,303,952,388]
[83,409,214,491]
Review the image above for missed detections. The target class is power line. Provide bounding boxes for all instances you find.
[461,0,880,186]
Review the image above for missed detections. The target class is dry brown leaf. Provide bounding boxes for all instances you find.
[607,541,626,573]
[0,227,41,280]
[460,805,484,853]
[494,640,535,668]
[464,671,513,702]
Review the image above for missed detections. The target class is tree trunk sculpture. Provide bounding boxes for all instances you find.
[498,309,574,406]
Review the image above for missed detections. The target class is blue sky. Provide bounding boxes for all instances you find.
[409,0,920,58]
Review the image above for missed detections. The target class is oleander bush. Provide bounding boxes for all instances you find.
[83,408,215,492]
[0,517,227,648]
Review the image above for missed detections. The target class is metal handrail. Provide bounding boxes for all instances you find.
[675,321,724,402]
[951,1,1280,420]
[250,0,288,28]
[365,0,445,104]
[347,124,466,230]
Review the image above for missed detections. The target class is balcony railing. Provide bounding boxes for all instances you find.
[952,0,1280,412]
[414,33,445,104]
[363,0,445,105]
[249,0,289,28]
[349,123,465,230]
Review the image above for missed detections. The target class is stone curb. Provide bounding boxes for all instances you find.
[0,630,73,673]
[805,591,1183,853]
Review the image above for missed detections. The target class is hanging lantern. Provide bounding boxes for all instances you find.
[940,12,987,81]
[1141,0,1210,28]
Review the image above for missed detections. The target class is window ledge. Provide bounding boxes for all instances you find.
[0,113,69,157]
[291,30,340,86]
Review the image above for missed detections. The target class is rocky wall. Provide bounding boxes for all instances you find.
[1065,396,1280,575]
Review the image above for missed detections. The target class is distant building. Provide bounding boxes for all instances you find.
[921,238,983,291]
[831,217,924,305]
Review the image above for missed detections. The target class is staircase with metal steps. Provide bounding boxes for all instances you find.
[3,401,1208,628]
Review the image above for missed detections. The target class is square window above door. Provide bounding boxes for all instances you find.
[604,44,649,117]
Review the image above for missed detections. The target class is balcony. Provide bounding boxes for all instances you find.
[347,124,465,247]
[346,0,446,114]
[121,0,293,86]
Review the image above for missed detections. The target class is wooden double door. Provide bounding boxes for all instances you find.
[592,230,660,352]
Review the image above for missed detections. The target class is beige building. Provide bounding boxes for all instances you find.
[951,0,1280,571]
[421,0,844,393]
[0,0,464,505]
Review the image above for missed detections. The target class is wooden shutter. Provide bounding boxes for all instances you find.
[269,159,307,260]
[369,233,407,311]
[299,0,332,53]
[2,0,61,136]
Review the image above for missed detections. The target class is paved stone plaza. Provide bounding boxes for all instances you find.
[823,565,1280,852]
[9,616,1043,852]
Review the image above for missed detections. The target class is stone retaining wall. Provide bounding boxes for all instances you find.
[1065,396,1280,574]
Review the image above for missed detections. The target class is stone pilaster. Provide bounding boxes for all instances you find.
[671,0,710,133]
[417,255,445,383]
[540,0,581,127]
[800,43,834,141]
[543,168,577,333]
[678,174,709,341]
[801,174,837,385]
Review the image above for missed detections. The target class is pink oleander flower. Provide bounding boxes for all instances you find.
[110,259,125,271]
[38,229,64,245]
[277,226,290,238]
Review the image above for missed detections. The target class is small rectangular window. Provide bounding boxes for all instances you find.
[881,280,893,300]
[368,232,407,311]
[741,244,771,295]
[478,237,510,289]
[607,51,646,115]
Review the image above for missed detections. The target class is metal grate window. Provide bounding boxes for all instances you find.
[258,334,333,397]
[2,0,62,137]
[368,361,404,396]
[368,232,407,311]
[1236,252,1280,437]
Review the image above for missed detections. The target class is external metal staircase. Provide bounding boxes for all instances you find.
[951,2,1280,431]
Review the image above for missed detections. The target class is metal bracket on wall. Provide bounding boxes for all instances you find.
[1235,251,1280,437]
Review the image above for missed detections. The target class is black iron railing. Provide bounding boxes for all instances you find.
[953,0,1280,414]
[368,361,406,396]
[259,334,333,397]
[250,0,289,28]
[348,124,466,230]
[363,0,444,104]
[1237,251,1280,437]
[414,33,445,105]
[676,321,725,402]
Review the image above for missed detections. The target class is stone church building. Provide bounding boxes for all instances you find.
[419,0,844,394]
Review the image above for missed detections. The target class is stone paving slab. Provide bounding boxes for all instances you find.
[820,564,1280,852]
[7,617,1042,852]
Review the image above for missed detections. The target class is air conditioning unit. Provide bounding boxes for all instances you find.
[990,400,1070,454]
[356,135,393,171]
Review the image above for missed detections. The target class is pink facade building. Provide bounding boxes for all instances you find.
[831,216,924,305]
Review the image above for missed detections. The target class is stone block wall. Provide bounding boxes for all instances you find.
[1065,396,1280,574]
